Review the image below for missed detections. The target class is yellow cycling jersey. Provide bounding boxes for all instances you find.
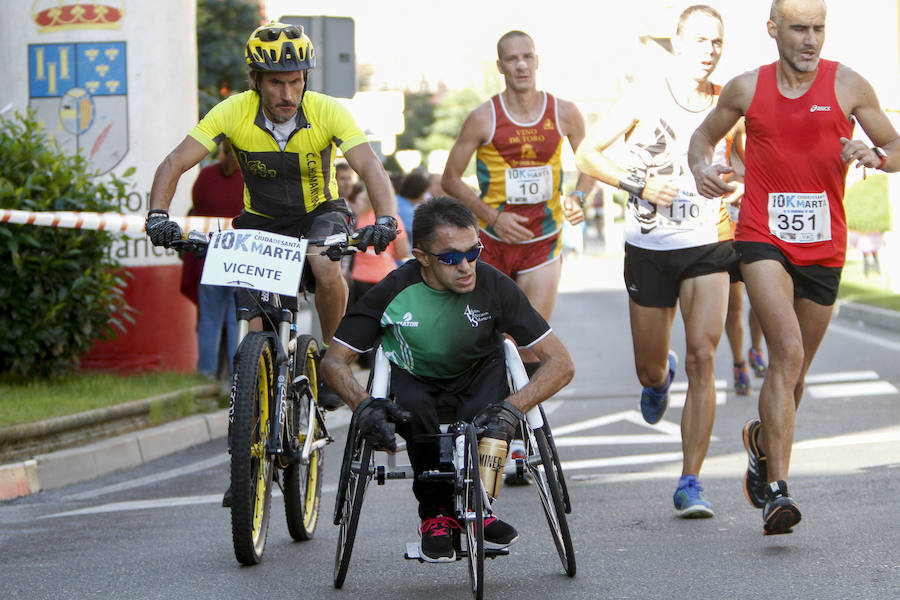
[189,90,368,218]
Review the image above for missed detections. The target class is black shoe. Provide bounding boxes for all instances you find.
[317,379,344,411]
[763,480,802,535]
[742,418,768,508]
[483,516,518,549]
[419,515,458,562]
[222,484,232,508]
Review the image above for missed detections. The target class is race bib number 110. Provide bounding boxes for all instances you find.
[767,191,831,243]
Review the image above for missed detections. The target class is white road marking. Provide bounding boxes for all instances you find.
[670,380,726,392]
[550,410,717,444]
[560,452,684,471]
[670,391,726,408]
[804,370,879,384]
[65,455,229,500]
[43,484,338,519]
[828,322,900,353]
[808,380,898,399]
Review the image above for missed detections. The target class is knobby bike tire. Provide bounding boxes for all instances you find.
[463,424,485,600]
[333,438,372,589]
[284,334,323,541]
[531,427,576,577]
[230,333,275,566]
[539,404,571,514]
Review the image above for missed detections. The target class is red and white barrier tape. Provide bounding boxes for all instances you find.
[0,209,234,234]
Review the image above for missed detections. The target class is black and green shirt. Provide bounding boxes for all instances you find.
[333,261,551,379]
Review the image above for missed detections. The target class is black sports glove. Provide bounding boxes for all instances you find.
[473,401,525,441]
[355,396,411,452]
[353,215,398,253]
[145,209,183,248]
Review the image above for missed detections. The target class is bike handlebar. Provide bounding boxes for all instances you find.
[169,230,361,262]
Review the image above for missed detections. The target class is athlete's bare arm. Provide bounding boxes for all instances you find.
[557,98,594,225]
[344,143,397,219]
[149,136,212,211]
[321,342,369,411]
[442,103,534,243]
[504,331,574,414]
[834,66,900,173]
[689,71,757,199]
[574,91,680,207]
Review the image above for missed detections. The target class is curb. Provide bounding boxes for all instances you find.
[0,409,228,501]
[835,300,900,334]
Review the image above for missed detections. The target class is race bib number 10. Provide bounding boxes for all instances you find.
[767,191,831,243]
[505,164,553,204]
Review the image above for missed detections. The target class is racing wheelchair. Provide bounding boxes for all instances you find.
[332,338,575,599]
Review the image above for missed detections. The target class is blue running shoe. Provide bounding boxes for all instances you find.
[733,362,751,396]
[641,350,677,424]
[673,475,714,518]
[748,348,767,378]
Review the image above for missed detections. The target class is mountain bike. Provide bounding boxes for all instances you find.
[174,229,355,565]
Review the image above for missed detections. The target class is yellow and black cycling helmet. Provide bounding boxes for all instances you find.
[245,22,316,72]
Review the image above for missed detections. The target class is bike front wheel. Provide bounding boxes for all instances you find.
[462,424,485,600]
[333,436,372,589]
[230,333,276,566]
[283,334,323,541]
[529,427,576,577]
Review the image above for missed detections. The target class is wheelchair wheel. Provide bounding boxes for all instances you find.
[461,424,485,600]
[539,405,571,514]
[333,436,373,589]
[528,427,576,577]
[230,333,275,566]
[283,335,323,541]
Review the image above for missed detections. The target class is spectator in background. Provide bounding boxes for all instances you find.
[397,170,431,247]
[335,161,357,200]
[181,140,244,378]
[347,184,410,367]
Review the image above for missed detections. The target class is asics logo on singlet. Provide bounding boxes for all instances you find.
[395,312,419,327]
[809,104,832,112]
[464,305,491,327]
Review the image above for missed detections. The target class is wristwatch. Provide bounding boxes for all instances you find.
[569,190,586,205]
[872,146,887,170]
[618,169,646,199]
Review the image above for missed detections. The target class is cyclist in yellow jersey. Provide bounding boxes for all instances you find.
[442,30,594,386]
[146,22,398,409]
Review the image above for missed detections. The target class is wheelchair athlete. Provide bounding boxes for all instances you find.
[322,196,574,562]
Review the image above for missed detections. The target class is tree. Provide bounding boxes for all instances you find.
[396,92,435,153]
[196,0,261,117]
[0,111,135,378]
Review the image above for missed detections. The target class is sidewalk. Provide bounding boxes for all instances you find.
[2,257,897,502]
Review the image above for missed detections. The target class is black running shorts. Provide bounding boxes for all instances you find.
[624,241,737,308]
[735,241,842,306]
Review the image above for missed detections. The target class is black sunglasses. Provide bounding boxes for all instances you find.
[426,241,483,266]
[256,25,303,42]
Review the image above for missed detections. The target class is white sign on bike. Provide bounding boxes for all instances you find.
[200,229,308,296]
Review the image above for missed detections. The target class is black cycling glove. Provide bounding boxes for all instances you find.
[355,396,411,452]
[353,215,398,253]
[145,209,183,248]
[473,401,525,441]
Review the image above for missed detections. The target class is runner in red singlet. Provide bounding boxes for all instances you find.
[689,0,900,535]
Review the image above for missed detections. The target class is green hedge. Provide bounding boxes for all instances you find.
[0,110,135,378]
[844,173,891,233]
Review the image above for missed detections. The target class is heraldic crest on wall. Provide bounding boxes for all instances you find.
[28,2,128,174]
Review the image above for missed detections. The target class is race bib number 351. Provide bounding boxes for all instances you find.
[767,191,831,243]
[505,164,553,204]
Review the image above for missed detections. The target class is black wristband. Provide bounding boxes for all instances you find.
[618,170,646,198]
[147,209,169,218]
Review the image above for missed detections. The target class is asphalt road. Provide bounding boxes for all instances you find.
[2,257,899,599]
